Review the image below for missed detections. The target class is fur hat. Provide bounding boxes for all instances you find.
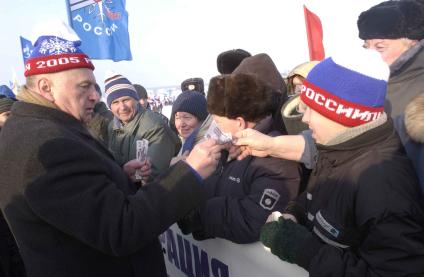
[0,96,15,114]
[172,91,208,121]
[181,78,204,95]
[405,93,424,143]
[217,49,251,74]
[358,0,424,40]
[25,21,94,77]
[233,53,287,95]
[207,73,275,122]
[134,84,148,99]
[105,74,139,107]
[301,49,389,127]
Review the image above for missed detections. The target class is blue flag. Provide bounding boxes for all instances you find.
[20,36,34,65]
[66,0,132,61]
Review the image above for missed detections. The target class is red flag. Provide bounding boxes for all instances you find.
[303,5,325,61]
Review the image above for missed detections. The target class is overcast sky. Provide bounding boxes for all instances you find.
[0,0,382,90]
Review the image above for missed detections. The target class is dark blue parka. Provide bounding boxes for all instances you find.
[178,118,301,243]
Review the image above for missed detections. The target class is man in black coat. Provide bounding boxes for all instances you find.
[0,23,224,277]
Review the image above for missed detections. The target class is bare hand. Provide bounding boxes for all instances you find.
[123,159,151,182]
[227,144,241,161]
[266,211,298,223]
[185,139,225,179]
[233,128,273,160]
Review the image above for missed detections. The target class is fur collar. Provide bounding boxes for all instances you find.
[405,94,424,143]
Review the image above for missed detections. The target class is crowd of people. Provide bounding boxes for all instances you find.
[0,0,423,276]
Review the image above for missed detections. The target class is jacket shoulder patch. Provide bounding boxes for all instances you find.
[259,189,280,210]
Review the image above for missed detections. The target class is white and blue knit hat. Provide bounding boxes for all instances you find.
[104,74,139,107]
[300,49,389,127]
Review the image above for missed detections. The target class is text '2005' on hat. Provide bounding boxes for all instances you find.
[24,21,94,77]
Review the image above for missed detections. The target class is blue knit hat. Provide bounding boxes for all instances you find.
[172,91,208,121]
[105,74,139,107]
[300,49,389,127]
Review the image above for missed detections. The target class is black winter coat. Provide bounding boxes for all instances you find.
[285,119,424,276]
[0,211,25,277]
[179,118,301,243]
[0,102,205,277]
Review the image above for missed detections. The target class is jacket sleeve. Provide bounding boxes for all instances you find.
[24,137,205,257]
[301,213,424,276]
[142,124,179,178]
[299,162,424,276]
[197,157,301,244]
[299,130,317,169]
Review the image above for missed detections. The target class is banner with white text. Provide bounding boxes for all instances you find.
[66,0,132,61]
[160,224,308,277]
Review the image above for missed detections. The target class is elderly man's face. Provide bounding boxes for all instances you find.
[363,38,418,66]
[50,68,98,124]
[212,114,245,137]
[110,96,138,124]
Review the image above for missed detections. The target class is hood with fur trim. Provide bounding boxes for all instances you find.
[405,93,424,143]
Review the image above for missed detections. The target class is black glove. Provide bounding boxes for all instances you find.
[177,209,203,235]
[260,218,318,268]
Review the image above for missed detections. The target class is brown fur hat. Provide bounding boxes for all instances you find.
[207,73,276,122]
[405,93,424,143]
[232,53,287,96]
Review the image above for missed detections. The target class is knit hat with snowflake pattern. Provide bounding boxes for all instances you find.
[300,48,389,127]
[24,21,94,77]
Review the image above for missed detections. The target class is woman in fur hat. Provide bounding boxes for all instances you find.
[177,73,301,243]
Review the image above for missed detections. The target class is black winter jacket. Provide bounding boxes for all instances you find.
[285,119,424,276]
[0,211,25,277]
[179,118,301,243]
[0,102,205,277]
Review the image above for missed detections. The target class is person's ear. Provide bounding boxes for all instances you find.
[236,116,247,130]
[37,78,55,102]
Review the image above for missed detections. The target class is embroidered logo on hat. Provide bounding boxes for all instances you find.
[24,36,94,77]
